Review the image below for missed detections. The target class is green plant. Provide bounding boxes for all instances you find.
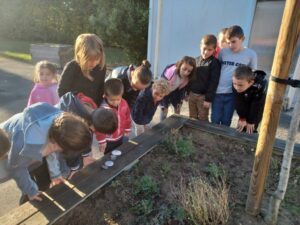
[270,157,281,172]
[131,199,154,216]
[162,130,195,159]
[207,163,224,180]
[160,163,171,175]
[151,203,186,224]
[134,175,159,198]
[110,180,121,188]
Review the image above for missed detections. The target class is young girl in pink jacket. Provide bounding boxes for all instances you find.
[27,61,59,106]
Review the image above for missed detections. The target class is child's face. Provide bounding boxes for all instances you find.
[106,94,122,108]
[218,33,229,48]
[227,37,244,53]
[152,88,165,102]
[200,43,215,59]
[179,63,193,78]
[232,77,254,93]
[86,56,101,70]
[39,68,55,87]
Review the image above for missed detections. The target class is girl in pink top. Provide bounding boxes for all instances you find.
[160,56,196,121]
[27,61,60,106]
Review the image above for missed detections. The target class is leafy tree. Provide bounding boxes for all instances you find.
[0,0,149,62]
[91,0,149,63]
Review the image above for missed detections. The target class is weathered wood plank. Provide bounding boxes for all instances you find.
[184,118,300,158]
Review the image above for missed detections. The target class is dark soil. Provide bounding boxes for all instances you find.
[55,126,300,225]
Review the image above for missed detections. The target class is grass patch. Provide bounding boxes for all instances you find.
[1,51,31,62]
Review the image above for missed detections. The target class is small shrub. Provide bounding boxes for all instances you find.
[152,203,186,224]
[172,177,229,225]
[162,130,195,159]
[207,163,224,181]
[160,163,171,175]
[134,175,159,198]
[131,199,154,216]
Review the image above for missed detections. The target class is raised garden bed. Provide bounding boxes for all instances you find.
[0,116,299,225]
[53,122,300,225]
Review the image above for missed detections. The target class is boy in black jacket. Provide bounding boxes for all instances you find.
[232,65,267,134]
[188,34,221,121]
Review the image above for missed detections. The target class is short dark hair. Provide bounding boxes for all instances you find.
[48,112,92,157]
[92,108,118,134]
[104,78,124,96]
[201,34,217,48]
[226,25,244,40]
[0,129,10,158]
[234,65,255,81]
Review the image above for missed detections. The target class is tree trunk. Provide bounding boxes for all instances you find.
[265,88,300,224]
[245,0,300,215]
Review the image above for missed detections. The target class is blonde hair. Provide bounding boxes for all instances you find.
[75,33,106,76]
[33,61,58,83]
[152,79,170,97]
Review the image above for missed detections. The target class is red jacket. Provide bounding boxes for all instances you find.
[96,99,131,144]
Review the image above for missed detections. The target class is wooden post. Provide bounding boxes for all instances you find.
[245,0,300,216]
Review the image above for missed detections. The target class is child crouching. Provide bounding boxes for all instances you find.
[232,65,267,134]
[132,79,170,136]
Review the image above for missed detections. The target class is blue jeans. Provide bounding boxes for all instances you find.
[211,93,234,126]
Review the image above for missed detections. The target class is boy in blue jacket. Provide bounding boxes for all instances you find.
[0,102,92,202]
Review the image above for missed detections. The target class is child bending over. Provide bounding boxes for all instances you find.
[107,60,153,109]
[232,65,267,134]
[132,79,170,135]
[0,103,92,203]
[160,56,196,121]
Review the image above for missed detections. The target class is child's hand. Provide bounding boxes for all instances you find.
[237,119,247,132]
[29,191,43,202]
[246,123,255,134]
[124,132,130,137]
[99,143,107,154]
[50,176,65,187]
[83,155,95,167]
[203,101,211,109]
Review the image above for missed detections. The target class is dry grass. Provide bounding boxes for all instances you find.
[172,176,229,225]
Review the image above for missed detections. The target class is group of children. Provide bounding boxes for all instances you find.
[0,25,267,203]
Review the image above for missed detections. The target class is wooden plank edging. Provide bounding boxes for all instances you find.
[184,118,300,158]
[0,116,186,225]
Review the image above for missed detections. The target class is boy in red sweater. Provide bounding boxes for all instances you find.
[96,78,131,154]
